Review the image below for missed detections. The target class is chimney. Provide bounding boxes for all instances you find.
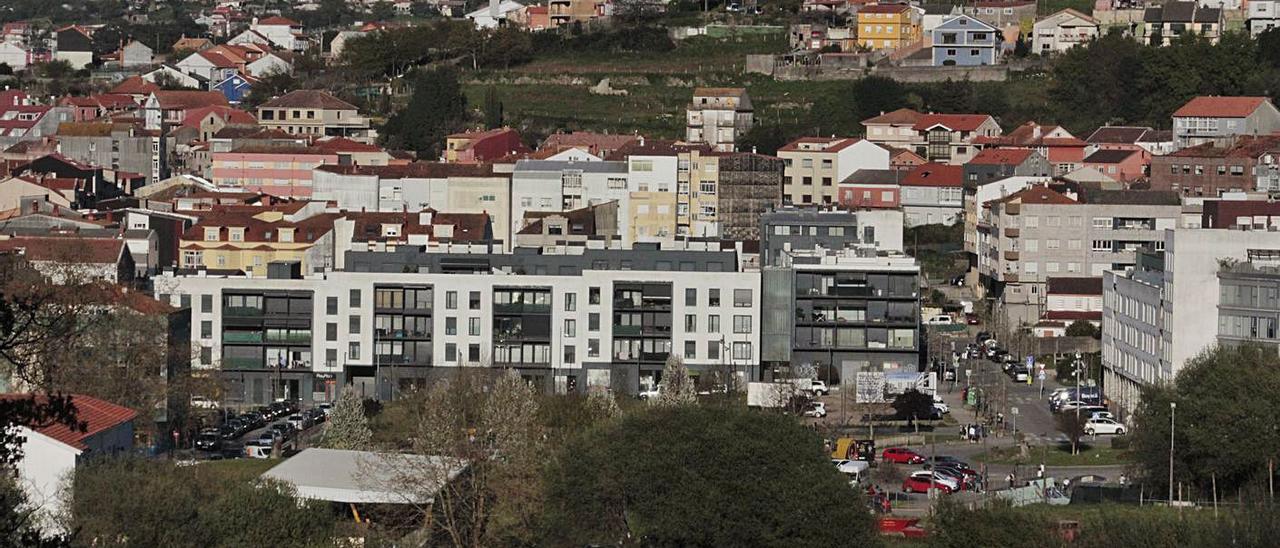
[419,210,433,225]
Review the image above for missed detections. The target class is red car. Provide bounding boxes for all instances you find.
[881,447,926,464]
[902,472,957,494]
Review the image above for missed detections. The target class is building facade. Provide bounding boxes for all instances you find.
[685,88,753,152]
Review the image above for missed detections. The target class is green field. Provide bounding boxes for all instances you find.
[974,443,1133,467]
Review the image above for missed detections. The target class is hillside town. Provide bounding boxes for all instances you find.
[0,0,1277,545]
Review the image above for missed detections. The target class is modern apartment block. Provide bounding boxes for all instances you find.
[155,246,762,404]
[255,90,375,143]
[761,248,922,384]
[778,137,890,207]
[1102,228,1280,418]
[760,207,904,267]
[978,185,1181,324]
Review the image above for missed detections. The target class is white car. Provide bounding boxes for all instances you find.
[809,380,829,396]
[190,396,219,410]
[925,315,954,325]
[638,385,662,400]
[1012,369,1029,382]
[1084,418,1126,436]
[909,470,960,491]
[932,401,950,415]
[803,402,827,418]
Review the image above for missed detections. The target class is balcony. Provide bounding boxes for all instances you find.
[493,303,551,315]
[1003,274,1020,283]
[614,325,642,336]
[223,331,263,343]
[222,357,264,370]
[1004,251,1020,261]
[265,333,312,344]
[374,329,430,340]
[1003,227,1020,238]
[223,306,263,317]
[1003,203,1020,215]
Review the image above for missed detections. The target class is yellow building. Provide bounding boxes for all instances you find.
[180,205,339,276]
[628,191,677,243]
[679,149,722,238]
[857,4,922,51]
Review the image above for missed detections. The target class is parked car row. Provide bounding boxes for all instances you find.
[878,447,979,495]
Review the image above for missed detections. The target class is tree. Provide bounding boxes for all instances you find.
[655,354,697,406]
[0,464,69,547]
[1129,344,1280,498]
[1065,320,1100,338]
[319,389,373,450]
[370,1,397,21]
[891,389,934,424]
[541,405,879,546]
[381,67,467,158]
[736,123,790,156]
[929,498,1059,548]
[584,388,621,420]
[380,369,546,547]
[196,479,336,547]
[1056,410,1088,456]
[482,86,503,130]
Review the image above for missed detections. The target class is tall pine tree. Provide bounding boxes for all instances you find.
[382,67,467,159]
[483,86,504,130]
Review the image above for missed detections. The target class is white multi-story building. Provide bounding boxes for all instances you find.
[686,88,753,152]
[511,159,630,243]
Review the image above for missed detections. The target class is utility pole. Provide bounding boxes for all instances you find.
[1169,401,1177,504]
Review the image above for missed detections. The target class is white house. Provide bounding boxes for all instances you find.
[246,51,294,77]
[121,40,154,68]
[251,16,308,51]
[0,41,31,71]
[466,0,526,29]
[8,394,136,529]
[175,50,239,85]
[143,64,206,90]
[227,28,274,48]
[1032,9,1099,55]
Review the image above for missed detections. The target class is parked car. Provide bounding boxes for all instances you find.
[1012,368,1029,382]
[922,455,969,469]
[976,332,993,343]
[270,423,293,438]
[902,471,958,494]
[881,447,926,464]
[285,414,309,430]
[190,396,219,410]
[194,433,221,452]
[803,401,827,418]
[808,380,829,396]
[306,408,326,424]
[244,441,273,459]
[318,403,334,416]
[925,315,954,325]
[256,431,280,445]
[1084,418,1127,436]
[965,313,980,325]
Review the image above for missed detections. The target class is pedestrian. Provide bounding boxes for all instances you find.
[1007,472,1015,489]
[1119,473,1128,486]
[1037,463,1045,479]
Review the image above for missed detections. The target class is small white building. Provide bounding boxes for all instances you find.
[1032,9,1099,55]
[246,51,294,77]
[0,41,31,71]
[465,0,526,29]
[8,394,136,529]
[121,40,154,68]
[1249,0,1280,36]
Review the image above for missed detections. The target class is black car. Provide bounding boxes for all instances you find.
[195,433,222,451]
[976,332,993,343]
[270,423,293,438]
[922,456,969,469]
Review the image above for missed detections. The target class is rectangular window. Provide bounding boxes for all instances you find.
[684,341,697,359]
[709,315,720,333]
[326,322,337,341]
[348,342,360,360]
[326,297,338,315]
[589,287,601,305]
[201,320,212,339]
[469,317,481,336]
[446,291,457,309]
[564,345,576,364]
[708,341,720,360]
[733,289,752,307]
[445,343,457,362]
[350,289,362,307]
[685,314,697,332]
[349,315,361,334]
[588,338,600,357]
[469,291,480,310]
[446,317,457,336]
[732,342,752,360]
[685,288,697,305]
[468,344,480,362]
[589,313,600,331]
[733,315,752,334]
[200,294,212,313]
[565,293,577,311]
[709,289,720,306]
[564,319,577,337]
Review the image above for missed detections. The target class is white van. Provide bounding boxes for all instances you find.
[833,459,870,486]
[925,315,954,325]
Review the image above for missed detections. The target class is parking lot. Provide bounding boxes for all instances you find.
[191,400,330,460]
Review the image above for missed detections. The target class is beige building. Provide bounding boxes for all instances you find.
[686,88,753,152]
[777,137,890,206]
[256,90,375,144]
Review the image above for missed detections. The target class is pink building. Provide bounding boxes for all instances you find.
[210,146,337,197]
[837,168,903,210]
[1082,149,1147,182]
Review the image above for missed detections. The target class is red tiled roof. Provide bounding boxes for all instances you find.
[314,162,497,178]
[692,87,747,98]
[1043,310,1102,321]
[1166,135,1280,158]
[183,209,340,244]
[152,90,230,110]
[991,185,1076,206]
[0,236,126,264]
[541,131,641,154]
[1047,276,1103,295]
[312,137,383,153]
[1173,96,1270,118]
[260,90,356,111]
[862,108,924,125]
[182,105,257,128]
[968,148,1033,165]
[777,137,863,153]
[1,393,137,451]
[257,16,300,26]
[110,76,160,96]
[902,162,963,187]
[912,114,994,132]
[860,4,911,13]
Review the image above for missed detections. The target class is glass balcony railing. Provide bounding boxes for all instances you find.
[493,303,552,314]
[223,306,263,317]
[222,331,263,343]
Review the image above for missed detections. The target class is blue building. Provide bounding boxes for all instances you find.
[213,73,255,104]
[931,15,1000,67]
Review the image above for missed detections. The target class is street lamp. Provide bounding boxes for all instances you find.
[1169,401,1177,504]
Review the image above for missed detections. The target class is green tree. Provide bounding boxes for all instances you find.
[483,86,503,130]
[196,479,335,548]
[542,405,879,546]
[737,123,791,156]
[381,67,467,158]
[1129,344,1280,498]
[656,354,697,406]
[891,389,934,424]
[1056,410,1088,455]
[319,389,373,450]
[370,1,397,21]
[1065,320,1100,338]
[929,498,1061,548]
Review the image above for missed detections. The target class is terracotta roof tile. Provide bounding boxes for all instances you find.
[968,148,1033,165]
[1173,96,1271,118]
[260,90,356,111]
[1,393,137,451]
[912,113,995,132]
[902,162,963,187]
[862,108,924,125]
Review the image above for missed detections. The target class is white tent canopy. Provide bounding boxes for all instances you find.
[260,448,466,504]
